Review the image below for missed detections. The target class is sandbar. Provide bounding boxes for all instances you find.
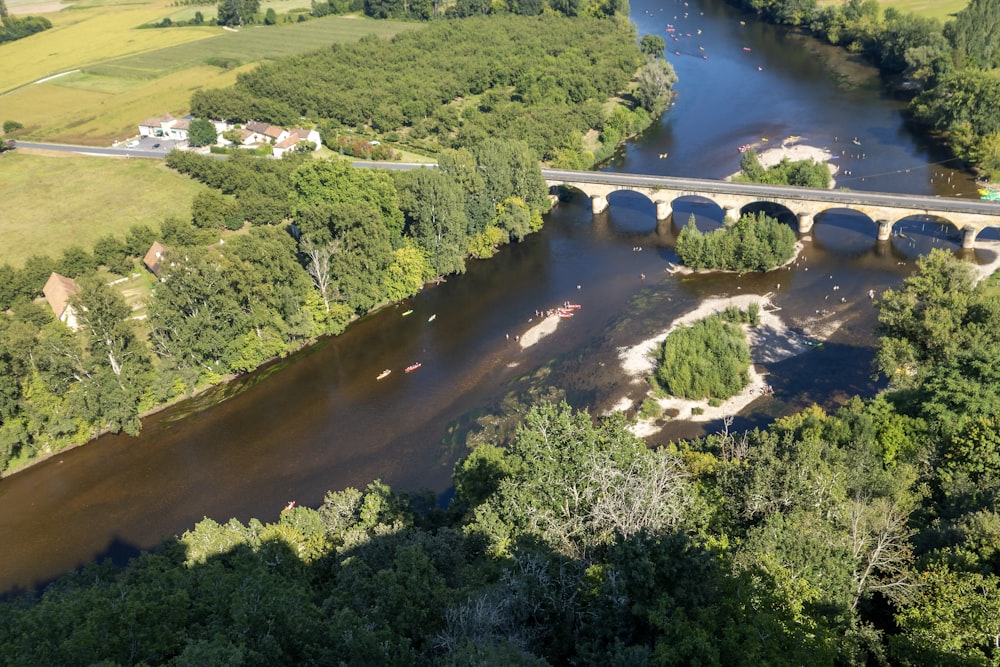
[618,294,812,436]
[727,136,838,188]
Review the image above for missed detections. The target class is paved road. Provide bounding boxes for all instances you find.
[12,140,178,160]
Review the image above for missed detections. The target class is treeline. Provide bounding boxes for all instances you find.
[726,0,1000,179]
[191,15,674,167]
[2,252,999,664]
[676,211,797,272]
[0,14,51,43]
[0,141,548,474]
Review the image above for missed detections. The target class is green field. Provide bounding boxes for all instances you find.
[0,5,421,144]
[0,151,209,267]
[88,16,419,78]
[818,0,968,21]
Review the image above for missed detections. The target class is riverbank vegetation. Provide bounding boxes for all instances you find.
[2,253,999,665]
[676,211,798,272]
[653,310,753,401]
[0,139,549,474]
[726,0,1000,180]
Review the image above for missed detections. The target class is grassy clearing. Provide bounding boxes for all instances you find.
[817,0,967,21]
[0,150,208,267]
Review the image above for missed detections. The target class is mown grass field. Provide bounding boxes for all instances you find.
[817,0,967,21]
[0,151,209,267]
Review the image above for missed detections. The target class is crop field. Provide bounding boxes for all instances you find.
[0,6,218,94]
[0,7,420,144]
[0,151,209,267]
[817,0,967,21]
[88,15,420,78]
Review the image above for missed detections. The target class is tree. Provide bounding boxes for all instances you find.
[187,118,218,148]
[891,565,1000,666]
[292,160,405,242]
[633,58,677,115]
[639,34,666,58]
[875,248,978,388]
[217,0,259,26]
[395,168,468,276]
[71,276,151,435]
[264,6,277,23]
[300,235,340,313]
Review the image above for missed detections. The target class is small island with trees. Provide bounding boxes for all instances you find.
[675,211,798,272]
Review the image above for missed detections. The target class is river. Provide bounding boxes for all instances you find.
[0,0,992,596]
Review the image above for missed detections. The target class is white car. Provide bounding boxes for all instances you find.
[126,140,140,148]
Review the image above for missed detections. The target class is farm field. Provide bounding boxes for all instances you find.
[0,150,210,267]
[817,0,967,21]
[0,4,421,144]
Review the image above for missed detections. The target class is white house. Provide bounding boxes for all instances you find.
[272,127,322,157]
[138,113,176,138]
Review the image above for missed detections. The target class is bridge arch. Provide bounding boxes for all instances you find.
[543,168,1000,250]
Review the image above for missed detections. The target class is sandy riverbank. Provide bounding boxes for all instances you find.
[617,294,814,436]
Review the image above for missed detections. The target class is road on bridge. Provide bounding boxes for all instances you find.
[540,168,1000,217]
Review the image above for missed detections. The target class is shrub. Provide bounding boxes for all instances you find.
[655,314,751,401]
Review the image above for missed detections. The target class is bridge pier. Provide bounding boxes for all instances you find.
[591,194,608,215]
[723,206,740,224]
[877,219,893,242]
[655,199,672,221]
[962,227,979,249]
[797,213,814,234]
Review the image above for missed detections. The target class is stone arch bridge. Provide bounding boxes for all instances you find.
[542,168,1000,248]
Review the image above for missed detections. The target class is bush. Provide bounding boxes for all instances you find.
[655,314,751,401]
[3,120,23,134]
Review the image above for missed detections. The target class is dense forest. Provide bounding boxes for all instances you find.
[726,0,1000,180]
[190,14,674,168]
[0,140,549,474]
[1,250,999,665]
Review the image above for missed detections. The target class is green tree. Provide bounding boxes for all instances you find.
[187,118,218,147]
[292,160,404,242]
[639,34,666,58]
[655,313,751,400]
[633,57,677,115]
[395,168,468,276]
[217,0,259,25]
[42,276,152,437]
